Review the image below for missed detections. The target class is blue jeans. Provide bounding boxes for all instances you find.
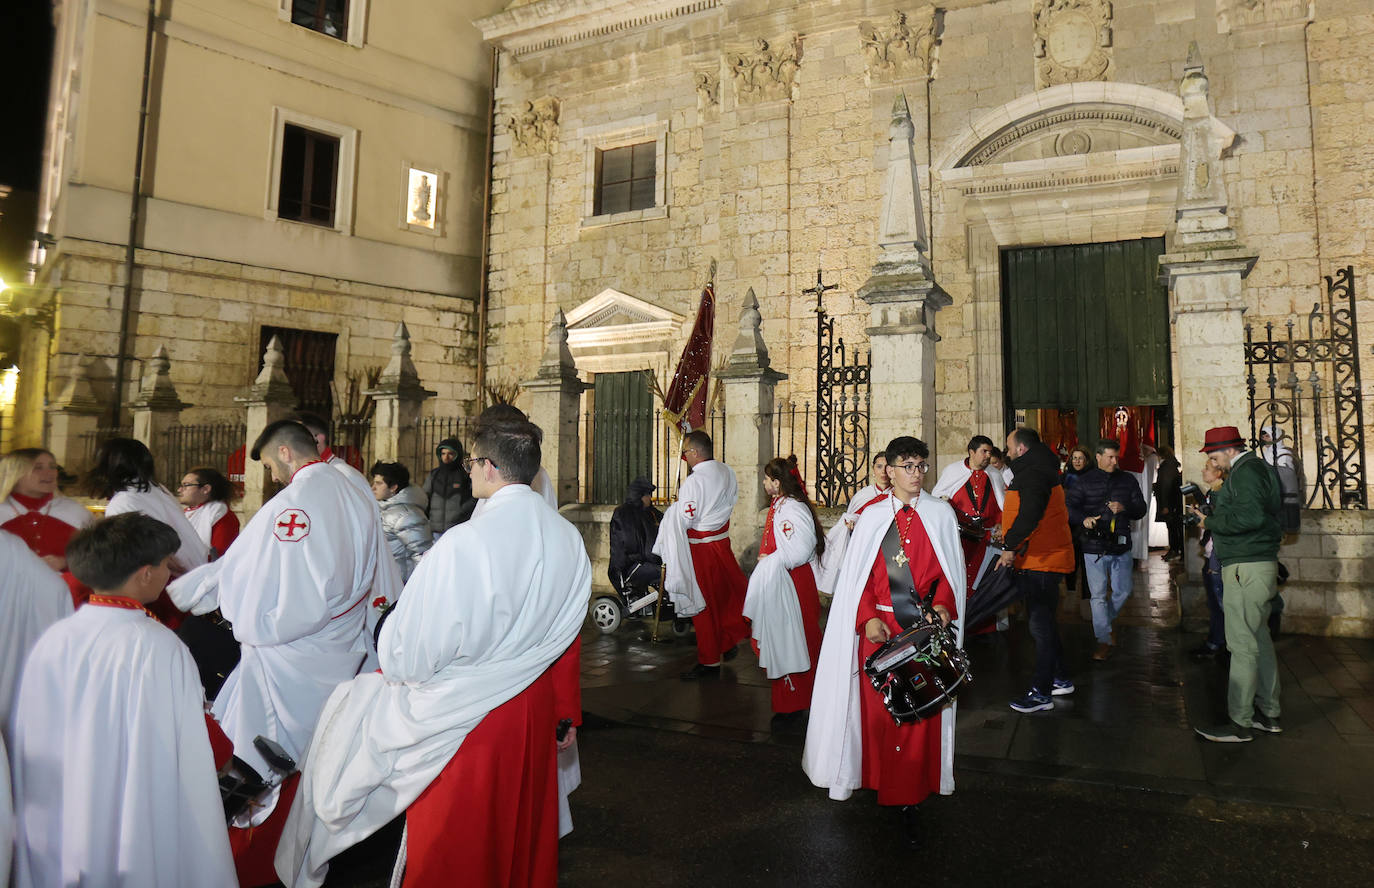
[1084,551,1133,644]
[1019,570,1067,695]
[1202,564,1226,650]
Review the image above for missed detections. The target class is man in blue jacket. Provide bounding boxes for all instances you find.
[1065,439,1148,661]
[1190,426,1284,743]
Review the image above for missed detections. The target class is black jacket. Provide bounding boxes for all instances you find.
[608,498,662,590]
[1065,467,1149,555]
[1153,456,1183,518]
[423,437,476,534]
[1003,441,1063,552]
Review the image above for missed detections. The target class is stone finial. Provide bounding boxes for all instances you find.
[250,334,296,402]
[536,309,578,380]
[51,354,103,413]
[130,344,189,410]
[727,288,771,370]
[1174,43,1240,248]
[367,322,436,402]
[876,93,930,263]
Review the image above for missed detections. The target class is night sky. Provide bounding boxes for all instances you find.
[0,0,54,276]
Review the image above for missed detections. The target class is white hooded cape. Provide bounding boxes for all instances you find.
[168,462,400,821]
[471,464,558,519]
[1,733,11,883]
[10,606,236,888]
[816,484,891,597]
[105,484,210,574]
[274,483,591,888]
[652,459,738,618]
[931,459,1007,509]
[802,493,967,800]
[0,531,73,741]
[743,497,818,679]
[184,499,229,549]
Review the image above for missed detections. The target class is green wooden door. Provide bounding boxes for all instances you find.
[1002,238,1170,444]
[592,371,654,503]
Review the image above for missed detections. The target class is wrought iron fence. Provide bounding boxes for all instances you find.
[578,406,727,505]
[76,426,133,477]
[404,415,480,478]
[334,417,374,475]
[810,268,872,508]
[159,422,246,492]
[1245,265,1366,509]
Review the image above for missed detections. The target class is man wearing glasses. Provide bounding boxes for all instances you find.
[177,467,240,559]
[652,430,749,680]
[805,436,966,848]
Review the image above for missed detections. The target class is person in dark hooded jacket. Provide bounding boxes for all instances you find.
[423,437,476,536]
[608,476,662,600]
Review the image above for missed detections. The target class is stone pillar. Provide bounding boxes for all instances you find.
[1158,46,1258,460]
[45,355,105,474]
[716,288,786,565]
[365,322,436,467]
[237,335,297,513]
[129,345,190,453]
[857,94,950,459]
[521,309,585,507]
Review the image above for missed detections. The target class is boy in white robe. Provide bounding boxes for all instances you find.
[10,513,235,888]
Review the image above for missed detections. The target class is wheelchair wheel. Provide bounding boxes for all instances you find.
[590,597,624,635]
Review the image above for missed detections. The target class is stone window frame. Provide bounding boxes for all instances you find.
[277,0,370,49]
[397,161,447,238]
[578,116,669,230]
[265,107,358,236]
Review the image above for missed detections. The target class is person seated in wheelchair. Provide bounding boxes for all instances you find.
[608,476,663,615]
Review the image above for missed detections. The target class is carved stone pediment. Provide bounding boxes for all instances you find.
[1033,0,1114,89]
[507,96,560,156]
[727,35,801,104]
[961,104,1182,166]
[1217,0,1312,34]
[859,7,939,83]
[565,288,685,349]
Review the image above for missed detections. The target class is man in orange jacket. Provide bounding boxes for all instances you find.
[996,428,1077,713]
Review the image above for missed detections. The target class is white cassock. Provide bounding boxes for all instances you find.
[803,493,967,800]
[471,464,558,519]
[105,485,210,574]
[743,496,817,679]
[651,459,738,618]
[275,483,591,888]
[184,500,229,549]
[168,461,401,823]
[1,733,11,883]
[932,459,1007,587]
[816,484,890,597]
[326,454,376,503]
[1000,466,1014,486]
[1131,451,1159,557]
[0,530,73,743]
[10,605,236,888]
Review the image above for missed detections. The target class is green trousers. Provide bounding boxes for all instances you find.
[1221,560,1281,724]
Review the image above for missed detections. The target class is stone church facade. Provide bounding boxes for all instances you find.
[477,0,1373,633]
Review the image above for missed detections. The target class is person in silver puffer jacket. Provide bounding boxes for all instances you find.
[369,461,434,582]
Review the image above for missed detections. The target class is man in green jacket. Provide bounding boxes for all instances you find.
[1190,426,1284,743]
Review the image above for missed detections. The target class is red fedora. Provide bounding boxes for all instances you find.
[1200,426,1247,453]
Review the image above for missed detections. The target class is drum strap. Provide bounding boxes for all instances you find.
[880,519,936,629]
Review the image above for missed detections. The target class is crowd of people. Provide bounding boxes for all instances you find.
[0,404,1289,883]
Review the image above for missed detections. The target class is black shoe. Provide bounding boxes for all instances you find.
[680,663,721,681]
[1194,720,1253,743]
[1163,550,1182,562]
[1189,643,1222,661]
[1251,710,1283,734]
[722,645,739,662]
[900,805,920,848]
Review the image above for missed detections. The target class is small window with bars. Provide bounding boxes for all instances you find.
[594,142,656,216]
[277,124,340,227]
[291,0,349,40]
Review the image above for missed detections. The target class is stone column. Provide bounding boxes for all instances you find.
[716,288,787,565]
[237,335,297,513]
[45,355,105,474]
[521,309,585,507]
[1158,46,1258,459]
[857,94,950,458]
[129,345,190,453]
[365,322,436,466]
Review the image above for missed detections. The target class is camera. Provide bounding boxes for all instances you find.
[1180,481,1211,527]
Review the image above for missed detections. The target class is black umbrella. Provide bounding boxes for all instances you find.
[963,556,1024,631]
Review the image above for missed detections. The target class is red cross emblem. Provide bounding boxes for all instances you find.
[780,520,795,539]
[683,502,697,518]
[274,508,311,542]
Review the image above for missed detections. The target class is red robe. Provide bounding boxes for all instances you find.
[403,637,582,887]
[2,491,90,606]
[855,510,957,807]
[947,467,1002,634]
[686,526,749,665]
[756,504,822,714]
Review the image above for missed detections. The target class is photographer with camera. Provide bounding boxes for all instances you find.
[1065,439,1148,661]
[1190,426,1284,743]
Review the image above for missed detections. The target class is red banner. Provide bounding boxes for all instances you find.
[663,283,715,434]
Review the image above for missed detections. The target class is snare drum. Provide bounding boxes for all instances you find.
[863,620,972,725]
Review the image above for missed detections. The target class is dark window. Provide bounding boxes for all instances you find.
[259,326,337,419]
[291,0,348,40]
[594,142,656,216]
[277,124,340,227]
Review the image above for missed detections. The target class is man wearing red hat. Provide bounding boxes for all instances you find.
[1189,426,1284,743]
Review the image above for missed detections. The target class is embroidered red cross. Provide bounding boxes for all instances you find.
[781,520,794,538]
[273,508,311,542]
[683,502,697,518]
